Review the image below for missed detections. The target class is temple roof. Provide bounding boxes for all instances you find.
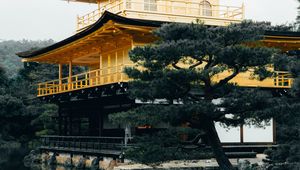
[17,11,300,62]
[17,11,162,60]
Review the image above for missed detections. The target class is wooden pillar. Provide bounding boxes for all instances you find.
[99,54,102,84]
[69,112,73,136]
[59,64,63,91]
[58,105,62,136]
[273,119,277,144]
[240,124,244,143]
[98,106,104,136]
[64,116,68,136]
[68,61,73,90]
[78,118,82,136]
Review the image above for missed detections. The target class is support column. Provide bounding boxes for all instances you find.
[240,124,244,144]
[69,112,73,136]
[98,106,103,136]
[59,64,63,91]
[99,54,102,84]
[115,51,118,81]
[64,116,68,136]
[58,105,62,136]
[78,118,82,136]
[125,125,132,146]
[68,61,73,90]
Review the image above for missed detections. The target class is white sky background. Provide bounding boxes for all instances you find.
[0,0,298,41]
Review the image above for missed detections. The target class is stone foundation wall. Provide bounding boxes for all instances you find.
[40,152,121,170]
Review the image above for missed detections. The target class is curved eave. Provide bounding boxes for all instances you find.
[17,11,162,62]
[17,14,300,62]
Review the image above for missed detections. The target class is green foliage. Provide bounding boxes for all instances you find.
[0,40,54,78]
[110,21,280,168]
[125,129,212,164]
[263,13,300,166]
[0,40,60,145]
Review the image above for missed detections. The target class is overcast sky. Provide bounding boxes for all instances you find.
[0,0,298,41]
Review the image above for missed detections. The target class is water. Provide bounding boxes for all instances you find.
[0,147,85,170]
[0,147,30,170]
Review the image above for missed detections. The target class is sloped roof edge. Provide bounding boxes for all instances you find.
[17,11,162,59]
[17,12,300,59]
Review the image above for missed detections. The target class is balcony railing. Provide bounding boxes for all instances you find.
[39,136,129,156]
[77,0,244,31]
[37,67,293,97]
[274,71,293,88]
[37,64,132,97]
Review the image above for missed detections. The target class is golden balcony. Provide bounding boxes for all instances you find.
[214,71,293,89]
[38,69,292,97]
[37,64,132,97]
[77,0,244,31]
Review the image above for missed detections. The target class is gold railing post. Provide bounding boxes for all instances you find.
[75,76,78,90]
[45,83,48,95]
[38,84,41,96]
[121,64,124,82]
[276,72,279,87]
[96,70,99,85]
[85,73,88,87]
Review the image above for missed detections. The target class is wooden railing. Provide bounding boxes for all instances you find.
[37,64,133,97]
[40,136,127,155]
[274,71,293,88]
[77,1,124,31]
[37,67,293,97]
[76,0,244,31]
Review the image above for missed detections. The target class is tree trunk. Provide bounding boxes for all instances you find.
[204,120,234,170]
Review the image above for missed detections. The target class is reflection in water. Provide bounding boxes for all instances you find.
[0,147,92,170]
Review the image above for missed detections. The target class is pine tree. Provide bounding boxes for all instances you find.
[110,21,279,169]
[265,51,300,169]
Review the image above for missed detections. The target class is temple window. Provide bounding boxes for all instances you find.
[200,0,212,16]
[144,0,157,11]
[126,0,131,9]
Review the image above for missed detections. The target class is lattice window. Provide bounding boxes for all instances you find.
[144,0,157,11]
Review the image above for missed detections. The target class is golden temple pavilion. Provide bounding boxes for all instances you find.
[16,0,300,166]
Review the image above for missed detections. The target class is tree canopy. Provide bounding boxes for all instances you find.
[110,21,282,169]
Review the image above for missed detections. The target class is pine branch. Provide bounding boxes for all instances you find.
[212,66,239,90]
[172,63,183,70]
[189,61,203,69]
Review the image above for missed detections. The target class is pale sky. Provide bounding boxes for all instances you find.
[0,0,298,41]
